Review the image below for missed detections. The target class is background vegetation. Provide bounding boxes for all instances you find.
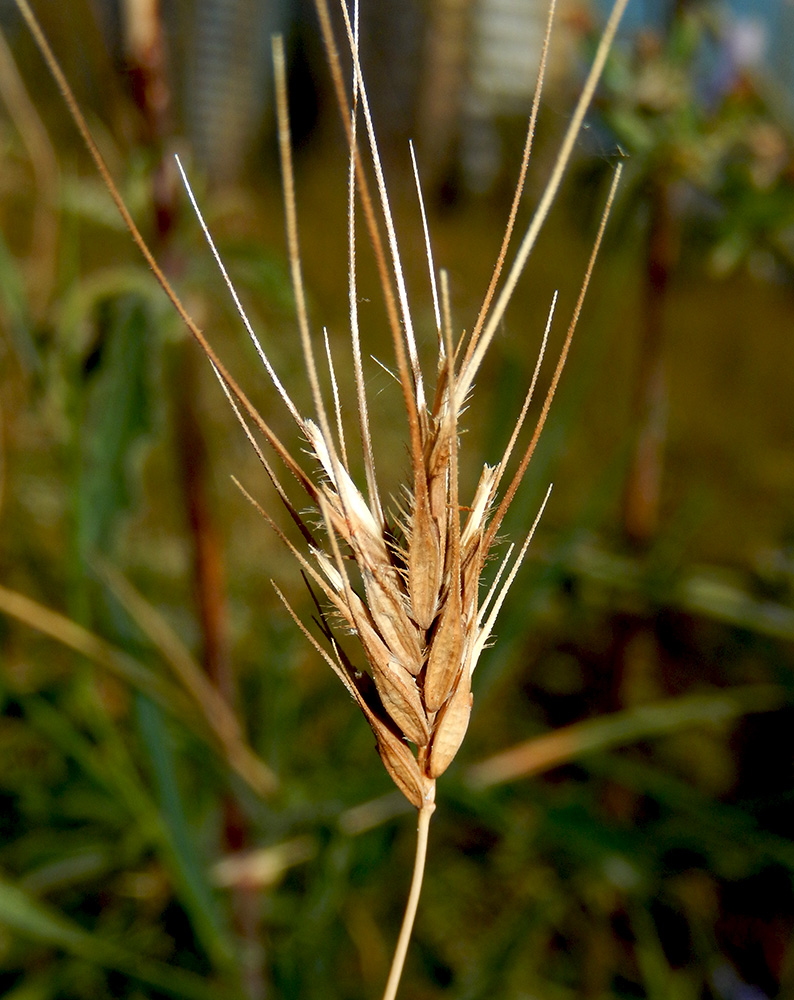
[1,1,793,998]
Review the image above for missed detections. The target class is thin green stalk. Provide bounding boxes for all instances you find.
[381,795,436,1000]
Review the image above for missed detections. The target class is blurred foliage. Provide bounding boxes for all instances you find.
[1,2,794,999]
[586,0,794,277]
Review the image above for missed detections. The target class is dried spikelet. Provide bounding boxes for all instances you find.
[429,664,472,779]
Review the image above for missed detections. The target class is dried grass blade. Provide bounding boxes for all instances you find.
[95,560,278,797]
[0,584,190,720]
[468,685,786,788]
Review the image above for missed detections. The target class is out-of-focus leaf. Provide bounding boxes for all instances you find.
[0,966,54,1000]
[96,561,277,797]
[0,876,226,1000]
[60,176,130,232]
[468,684,785,788]
[0,228,38,374]
[76,292,156,556]
[56,266,166,347]
[23,697,235,974]
[0,584,190,714]
[630,903,702,1000]
[136,695,234,968]
[569,543,794,641]
[587,753,794,875]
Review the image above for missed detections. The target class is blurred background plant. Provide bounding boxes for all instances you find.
[0,0,793,999]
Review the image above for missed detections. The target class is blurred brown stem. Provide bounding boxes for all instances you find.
[175,351,234,699]
[622,176,678,545]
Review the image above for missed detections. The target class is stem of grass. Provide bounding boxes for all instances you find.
[381,794,436,1000]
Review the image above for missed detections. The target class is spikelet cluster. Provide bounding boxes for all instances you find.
[290,358,549,809]
[13,0,623,810]
[178,0,622,810]
[183,0,623,810]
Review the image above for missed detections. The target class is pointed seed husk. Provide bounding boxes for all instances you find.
[374,726,426,808]
[371,658,430,746]
[424,600,465,713]
[407,490,442,630]
[429,666,472,778]
[362,568,423,675]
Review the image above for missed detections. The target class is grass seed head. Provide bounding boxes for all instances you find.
[238,0,625,808]
[11,0,626,810]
